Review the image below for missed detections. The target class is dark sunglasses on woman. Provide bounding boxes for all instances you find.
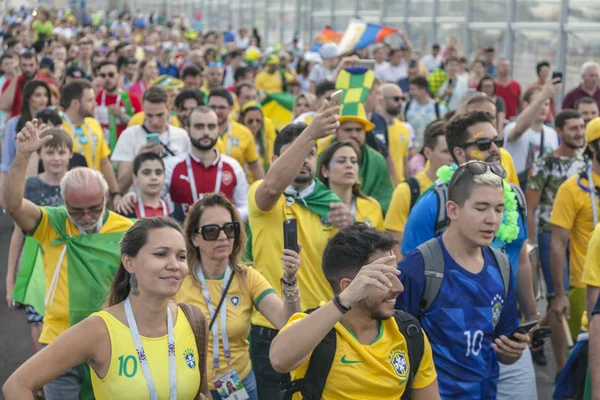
[198,221,240,241]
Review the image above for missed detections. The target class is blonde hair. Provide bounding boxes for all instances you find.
[60,167,109,200]
[448,168,503,207]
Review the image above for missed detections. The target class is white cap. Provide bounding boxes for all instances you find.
[319,43,339,60]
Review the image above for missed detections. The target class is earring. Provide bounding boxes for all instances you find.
[130,273,140,296]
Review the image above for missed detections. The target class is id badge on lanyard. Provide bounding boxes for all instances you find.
[63,114,96,167]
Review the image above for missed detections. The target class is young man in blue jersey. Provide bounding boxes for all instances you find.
[399,111,538,399]
[396,161,530,399]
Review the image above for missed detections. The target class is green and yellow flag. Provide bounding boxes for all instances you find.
[261,92,295,131]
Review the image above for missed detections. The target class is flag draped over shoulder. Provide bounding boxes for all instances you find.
[337,19,398,54]
[12,237,46,316]
[309,27,344,53]
[261,92,296,131]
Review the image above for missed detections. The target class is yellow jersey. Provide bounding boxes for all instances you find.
[500,148,519,186]
[255,71,284,93]
[90,307,201,399]
[550,170,600,289]
[281,311,437,399]
[175,265,274,389]
[356,196,384,230]
[250,119,277,184]
[385,171,433,234]
[387,120,411,180]
[31,208,133,344]
[248,181,335,329]
[217,120,260,176]
[127,111,182,128]
[579,221,600,332]
[62,117,111,170]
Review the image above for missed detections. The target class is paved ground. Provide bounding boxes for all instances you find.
[0,212,557,398]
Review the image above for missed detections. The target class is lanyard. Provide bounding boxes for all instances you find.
[140,80,146,94]
[101,90,121,107]
[137,196,169,218]
[185,153,223,203]
[350,197,357,221]
[124,297,177,400]
[576,167,600,226]
[196,265,233,375]
[62,114,96,167]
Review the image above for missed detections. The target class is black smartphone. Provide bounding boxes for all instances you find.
[507,320,538,341]
[552,71,563,83]
[283,219,298,252]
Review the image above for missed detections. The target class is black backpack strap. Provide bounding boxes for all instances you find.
[404,98,413,115]
[406,177,421,210]
[433,182,449,237]
[509,183,527,223]
[416,238,445,318]
[279,307,337,400]
[489,247,511,299]
[393,310,425,400]
[434,101,441,119]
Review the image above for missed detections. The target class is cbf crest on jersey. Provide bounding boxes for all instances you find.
[230,295,241,307]
[491,293,504,327]
[388,346,409,383]
[184,348,197,369]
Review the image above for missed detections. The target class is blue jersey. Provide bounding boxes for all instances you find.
[400,186,528,283]
[395,236,519,399]
[158,63,180,78]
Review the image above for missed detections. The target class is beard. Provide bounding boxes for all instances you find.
[66,208,104,233]
[293,164,313,184]
[191,136,217,151]
[563,136,583,150]
[386,105,403,117]
[23,70,36,80]
[106,84,118,93]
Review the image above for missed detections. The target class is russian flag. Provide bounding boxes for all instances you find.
[338,19,398,54]
[309,27,344,53]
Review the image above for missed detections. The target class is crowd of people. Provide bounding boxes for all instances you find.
[1,5,600,400]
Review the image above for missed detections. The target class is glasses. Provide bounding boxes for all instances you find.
[459,136,504,151]
[99,72,116,78]
[245,118,262,125]
[66,201,105,219]
[198,222,240,241]
[74,126,88,144]
[455,161,507,179]
[387,95,407,102]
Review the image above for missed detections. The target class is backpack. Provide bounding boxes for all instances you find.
[404,98,442,120]
[406,176,421,211]
[280,309,424,400]
[416,238,511,318]
[431,182,527,238]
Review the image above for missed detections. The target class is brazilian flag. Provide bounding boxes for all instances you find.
[261,92,295,131]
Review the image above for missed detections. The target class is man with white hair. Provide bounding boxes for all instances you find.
[3,119,133,399]
[563,61,600,110]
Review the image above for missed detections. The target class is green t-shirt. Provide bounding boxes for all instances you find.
[32,20,54,40]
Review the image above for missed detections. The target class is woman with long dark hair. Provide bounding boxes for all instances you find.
[318,141,384,230]
[238,101,275,182]
[477,75,506,133]
[3,217,210,400]
[129,59,159,99]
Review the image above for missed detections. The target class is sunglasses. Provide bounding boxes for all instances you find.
[198,222,240,241]
[208,61,223,68]
[99,72,116,78]
[74,126,88,144]
[387,95,407,102]
[459,136,504,151]
[455,161,507,179]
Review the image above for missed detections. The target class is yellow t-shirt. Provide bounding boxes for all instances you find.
[387,120,411,180]
[500,148,519,186]
[255,71,283,93]
[356,196,384,230]
[249,118,277,184]
[217,120,259,175]
[175,265,274,388]
[550,171,600,289]
[90,307,200,399]
[248,181,336,328]
[281,311,437,399]
[62,117,111,170]
[385,171,433,234]
[31,208,134,344]
[580,222,600,331]
[127,112,182,128]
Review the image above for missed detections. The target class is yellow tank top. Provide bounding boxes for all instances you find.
[90,308,201,400]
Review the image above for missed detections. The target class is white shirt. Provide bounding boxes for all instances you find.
[503,121,559,174]
[374,61,390,82]
[111,125,191,164]
[377,61,408,83]
[54,26,74,41]
[420,54,442,72]
[437,75,469,111]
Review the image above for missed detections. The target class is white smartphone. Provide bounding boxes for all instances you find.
[329,90,344,108]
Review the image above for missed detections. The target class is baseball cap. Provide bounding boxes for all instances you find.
[66,66,85,79]
[586,117,600,145]
[40,57,54,72]
[319,43,339,60]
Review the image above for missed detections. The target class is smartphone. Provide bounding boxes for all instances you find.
[329,90,344,108]
[552,71,563,83]
[146,133,161,147]
[283,219,298,252]
[507,320,538,341]
[356,59,376,70]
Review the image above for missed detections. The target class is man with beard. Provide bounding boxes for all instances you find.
[401,111,539,399]
[575,96,600,126]
[0,52,56,118]
[270,223,440,399]
[247,104,354,399]
[3,119,133,399]
[164,106,249,219]
[381,83,415,181]
[525,109,587,369]
[94,61,142,149]
[61,79,121,207]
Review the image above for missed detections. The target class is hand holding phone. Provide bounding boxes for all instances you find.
[329,90,344,109]
[552,71,563,83]
[146,133,162,147]
[507,320,538,342]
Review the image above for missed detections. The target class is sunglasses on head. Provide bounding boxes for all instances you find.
[455,161,507,179]
[99,72,116,78]
[459,136,504,151]
[208,61,223,68]
[198,221,240,241]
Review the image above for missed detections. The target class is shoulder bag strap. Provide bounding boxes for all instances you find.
[208,269,235,331]
[178,303,210,399]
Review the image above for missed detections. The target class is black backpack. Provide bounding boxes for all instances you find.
[406,176,421,211]
[280,309,424,400]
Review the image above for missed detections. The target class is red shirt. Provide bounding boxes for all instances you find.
[562,84,600,110]
[495,79,522,120]
[134,199,170,219]
[3,73,57,117]
[95,90,142,138]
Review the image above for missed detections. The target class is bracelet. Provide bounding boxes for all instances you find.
[282,284,299,303]
[281,277,297,286]
[332,294,351,314]
[110,191,122,197]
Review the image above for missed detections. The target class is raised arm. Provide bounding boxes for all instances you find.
[254,103,340,211]
[0,76,18,112]
[3,120,47,234]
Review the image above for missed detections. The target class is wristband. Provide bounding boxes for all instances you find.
[332,294,351,314]
[110,191,122,197]
[281,277,297,286]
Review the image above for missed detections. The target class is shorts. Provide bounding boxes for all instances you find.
[25,306,43,325]
[496,347,538,400]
